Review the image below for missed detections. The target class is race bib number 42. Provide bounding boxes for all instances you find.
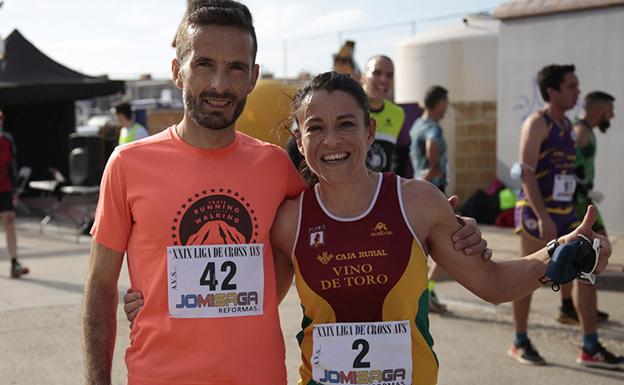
[166,244,264,318]
[312,320,412,385]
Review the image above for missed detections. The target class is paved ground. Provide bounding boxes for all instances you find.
[1,220,622,385]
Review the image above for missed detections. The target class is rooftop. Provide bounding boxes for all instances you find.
[493,0,624,20]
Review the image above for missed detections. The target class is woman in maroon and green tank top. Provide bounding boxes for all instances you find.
[270,72,611,385]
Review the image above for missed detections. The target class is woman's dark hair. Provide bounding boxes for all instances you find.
[290,71,371,187]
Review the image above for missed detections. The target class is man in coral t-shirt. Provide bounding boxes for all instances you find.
[83,2,303,385]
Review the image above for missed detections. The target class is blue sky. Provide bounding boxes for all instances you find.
[0,0,506,79]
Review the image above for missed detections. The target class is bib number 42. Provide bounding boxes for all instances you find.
[200,261,237,291]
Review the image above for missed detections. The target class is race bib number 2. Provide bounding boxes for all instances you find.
[167,244,264,318]
[312,320,412,385]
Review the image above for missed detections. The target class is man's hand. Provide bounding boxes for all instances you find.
[123,289,143,328]
[447,195,492,260]
[421,168,441,182]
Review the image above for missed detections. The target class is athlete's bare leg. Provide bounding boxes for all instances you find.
[1,211,17,260]
[574,281,597,336]
[512,232,544,333]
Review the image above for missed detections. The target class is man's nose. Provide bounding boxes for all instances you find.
[211,67,230,93]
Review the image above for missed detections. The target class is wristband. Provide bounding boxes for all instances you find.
[546,238,559,257]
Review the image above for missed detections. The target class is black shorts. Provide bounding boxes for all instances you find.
[0,191,14,212]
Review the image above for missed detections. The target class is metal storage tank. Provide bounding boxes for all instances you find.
[395,17,499,200]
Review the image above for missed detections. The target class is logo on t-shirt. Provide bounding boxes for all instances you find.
[171,188,258,246]
[371,222,393,237]
[309,225,325,248]
[316,251,334,265]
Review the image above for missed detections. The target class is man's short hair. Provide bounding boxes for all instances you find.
[113,102,133,120]
[537,64,576,102]
[584,91,615,110]
[366,55,393,68]
[424,85,448,110]
[176,0,257,63]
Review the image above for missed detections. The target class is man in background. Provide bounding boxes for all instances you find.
[557,91,615,325]
[0,110,29,278]
[510,64,622,368]
[409,85,450,313]
[361,55,405,172]
[113,102,149,145]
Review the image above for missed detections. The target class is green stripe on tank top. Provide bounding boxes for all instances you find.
[296,304,313,346]
[416,288,439,367]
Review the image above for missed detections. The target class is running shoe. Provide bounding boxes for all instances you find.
[507,340,546,365]
[597,309,610,323]
[10,260,29,278]
[557,306,609,324]
[577,343,624,369]
[429,289,447,314]
[557,305,579,325]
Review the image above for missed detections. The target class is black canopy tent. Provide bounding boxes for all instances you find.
[0,29,124,180]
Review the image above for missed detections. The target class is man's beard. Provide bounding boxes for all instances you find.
[598,119,610,133]
[185,90,247,130]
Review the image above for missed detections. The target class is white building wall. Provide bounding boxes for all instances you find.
[395,22,498,104]
[497,6,624,232]
[395,22,498,195]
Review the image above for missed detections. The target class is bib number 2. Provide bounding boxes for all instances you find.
[352,339,371,368]
[312,320,412,385]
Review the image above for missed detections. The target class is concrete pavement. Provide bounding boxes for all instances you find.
[1,220,622,385]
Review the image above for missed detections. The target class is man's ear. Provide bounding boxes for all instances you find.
[172,58,184,89]
[248,63,260,94]
[367,117,377,145]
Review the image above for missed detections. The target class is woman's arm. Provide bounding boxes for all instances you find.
[402,180,610,305]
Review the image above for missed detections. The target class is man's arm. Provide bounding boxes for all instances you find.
[422,138,441,181]
[83,241,124,385]
[573,122,590,149]
[447,195,490,259]
[270,198,300,304]
[0,137,11,168]
[519,114,554,240]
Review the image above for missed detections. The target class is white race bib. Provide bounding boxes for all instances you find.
[312,320,412,385]
[553,174,576,202]
[166,244,264,318]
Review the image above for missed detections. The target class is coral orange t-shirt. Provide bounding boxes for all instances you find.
[91,126,304,385]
